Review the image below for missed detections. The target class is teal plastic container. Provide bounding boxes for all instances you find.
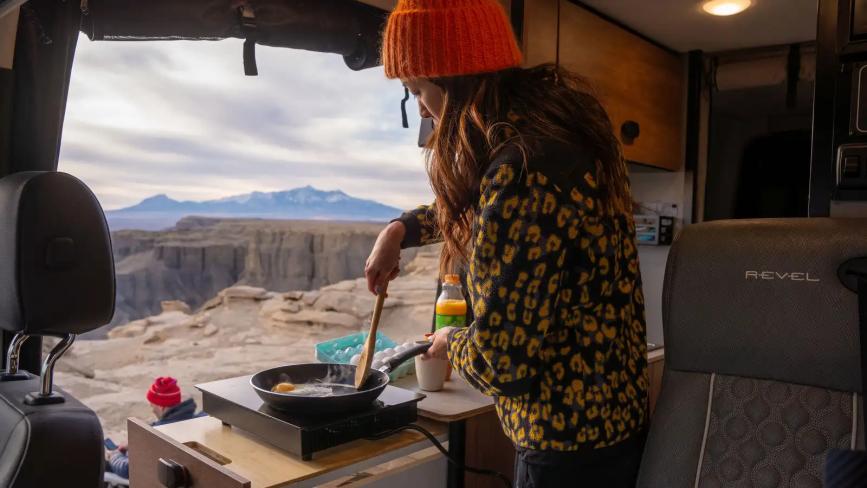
[314,332,414,381]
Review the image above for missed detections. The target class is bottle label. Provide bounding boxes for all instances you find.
[435,314,466,329]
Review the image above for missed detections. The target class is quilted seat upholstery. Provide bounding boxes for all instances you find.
[638,219,866,488]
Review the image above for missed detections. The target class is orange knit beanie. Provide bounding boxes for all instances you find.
[382,0,523,79]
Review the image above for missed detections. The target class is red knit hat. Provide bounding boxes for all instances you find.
[382,0,523,79]
[147,377,181,408]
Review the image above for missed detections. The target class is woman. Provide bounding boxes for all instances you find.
[365,0,649,486]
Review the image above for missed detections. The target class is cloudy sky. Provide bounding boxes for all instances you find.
[59,34,433,211]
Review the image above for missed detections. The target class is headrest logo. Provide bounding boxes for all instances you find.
[745,271,820,282]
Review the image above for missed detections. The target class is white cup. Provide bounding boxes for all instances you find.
[414,355,448,391]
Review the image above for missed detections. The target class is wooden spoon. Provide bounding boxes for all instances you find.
[355,285,388,389]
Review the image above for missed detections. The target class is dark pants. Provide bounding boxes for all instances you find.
[514,433,646,488]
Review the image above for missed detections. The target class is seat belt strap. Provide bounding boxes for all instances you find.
[857,275,867,427]
[823,269,867,487]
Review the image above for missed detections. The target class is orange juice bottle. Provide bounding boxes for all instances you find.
[436,274,467,329]
[436,274,467,380]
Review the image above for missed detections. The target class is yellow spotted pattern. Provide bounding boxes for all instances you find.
[397,156,648,452]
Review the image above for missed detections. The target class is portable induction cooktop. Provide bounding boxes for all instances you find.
[196,375,425,460]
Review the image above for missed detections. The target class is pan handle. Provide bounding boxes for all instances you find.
[380,341,432,374]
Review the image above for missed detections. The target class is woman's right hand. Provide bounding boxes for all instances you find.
[365,221,406,295]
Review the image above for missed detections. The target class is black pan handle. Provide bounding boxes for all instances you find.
[380,341,432,374]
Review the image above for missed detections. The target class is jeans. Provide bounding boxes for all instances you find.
[514,433,646,488]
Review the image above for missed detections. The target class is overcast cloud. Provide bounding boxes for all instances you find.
[59,34,433,211]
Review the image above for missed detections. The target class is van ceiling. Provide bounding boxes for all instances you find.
[357,0,395,10]
[576,0,817,52]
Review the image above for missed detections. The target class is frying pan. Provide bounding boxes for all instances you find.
[250,341,432,414]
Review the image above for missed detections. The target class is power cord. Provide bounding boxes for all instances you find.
[366,424,512,488]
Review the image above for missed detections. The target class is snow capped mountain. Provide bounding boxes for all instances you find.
[106,186,403,230]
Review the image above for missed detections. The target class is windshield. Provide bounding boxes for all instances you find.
[56,35,439,443]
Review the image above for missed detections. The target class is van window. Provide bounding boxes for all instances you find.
[56,36,437,442]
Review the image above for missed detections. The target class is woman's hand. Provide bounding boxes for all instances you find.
[424,326,455,360]
[365,221,406,294]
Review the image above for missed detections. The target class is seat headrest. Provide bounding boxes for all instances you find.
[664,218,866,393]
[0,172,115,335]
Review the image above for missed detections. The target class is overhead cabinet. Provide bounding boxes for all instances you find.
[523,0,686,171]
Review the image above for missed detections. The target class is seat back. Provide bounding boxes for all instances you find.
[0,171,115,335]
[0,171,115,487]
[638,219,866,488]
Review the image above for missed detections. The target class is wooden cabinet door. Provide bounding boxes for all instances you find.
[524,0,685,171]
[465,411,516,488]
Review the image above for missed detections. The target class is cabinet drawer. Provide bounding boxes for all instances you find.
[128,418,251,488]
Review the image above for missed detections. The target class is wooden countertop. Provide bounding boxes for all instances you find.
[393,375,496,423]
[151,416,446,488]
[140,348,665,487]
[649,346,665,363]
[394,346,665,423]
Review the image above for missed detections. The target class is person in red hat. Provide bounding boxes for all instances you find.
[146,376,200,426]
[365,1,648,486]
[106,377,204,479]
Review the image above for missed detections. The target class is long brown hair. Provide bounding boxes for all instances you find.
[425,63,631,276]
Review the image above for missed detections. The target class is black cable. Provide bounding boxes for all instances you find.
[366,424,512,488]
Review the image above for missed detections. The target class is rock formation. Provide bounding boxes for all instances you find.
[56,245,440,444]
[103,217,419,337]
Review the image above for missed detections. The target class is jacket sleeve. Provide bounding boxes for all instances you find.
[447,163,575,397]
[109,452,130,479]
[393,202,441,249]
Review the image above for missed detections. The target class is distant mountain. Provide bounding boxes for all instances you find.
[106,186,403,231]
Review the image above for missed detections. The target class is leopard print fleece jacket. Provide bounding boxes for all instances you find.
[396,142,648,452]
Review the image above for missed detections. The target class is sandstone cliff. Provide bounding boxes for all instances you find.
[55,245,440,443]
[105,217,418,336]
